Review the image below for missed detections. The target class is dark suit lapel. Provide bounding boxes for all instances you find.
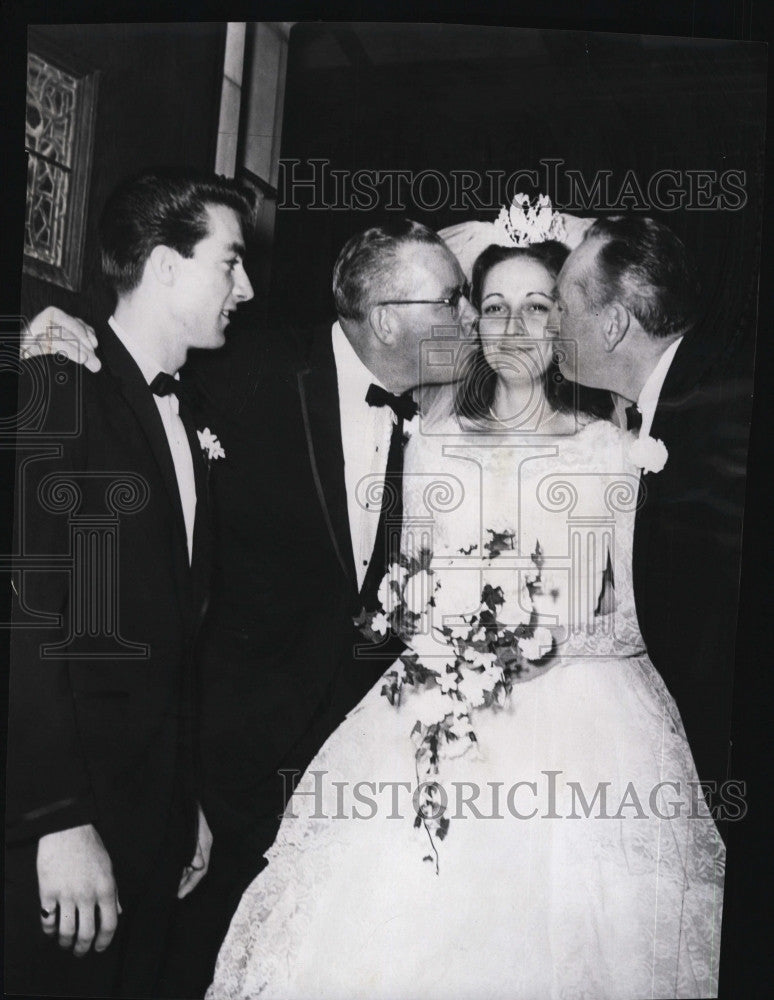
[296,327,358,589]
[97,324,190,578]
[179,404,212,620]
[649,332,716,442]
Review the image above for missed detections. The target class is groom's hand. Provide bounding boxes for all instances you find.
[177,804,213,899]
[37,823,121,956]
[21,306,101,372]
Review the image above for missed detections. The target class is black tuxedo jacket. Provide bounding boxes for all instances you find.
[632,327,753,791]
[8,324,212,894]
[186,321,403,843]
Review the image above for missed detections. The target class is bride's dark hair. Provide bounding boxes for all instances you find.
[455,242,614,422]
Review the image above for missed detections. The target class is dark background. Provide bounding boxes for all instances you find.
[271,21,765,366]
[1,4,772,999]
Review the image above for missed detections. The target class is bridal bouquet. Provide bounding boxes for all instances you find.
[356,535,554,861]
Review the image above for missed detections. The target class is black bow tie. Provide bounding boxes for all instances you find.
[625,402,643,433]
[150,371,198,410]
[365,383,418,422]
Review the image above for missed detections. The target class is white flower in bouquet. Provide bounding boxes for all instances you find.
[457,666,493,708]
[438,670,459,694]
[518,626,553,662]
[370,611,390,636]
[628,435,669,474]
[377,562,407,614]
[409,626,457,673]
[446,621,472,641]
[412,685,455,727]
[445,712,478,759]
[463,647,499,670]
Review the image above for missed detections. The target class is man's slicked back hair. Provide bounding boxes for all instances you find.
[580,216,700,339]
[99,168,255,295]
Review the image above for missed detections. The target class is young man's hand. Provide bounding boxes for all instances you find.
[37,823,121,956]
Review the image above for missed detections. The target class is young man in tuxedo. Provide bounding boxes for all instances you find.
[6,170,254,997]
[21,219,478,996]
[556,215,752,801]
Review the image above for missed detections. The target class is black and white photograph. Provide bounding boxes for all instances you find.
[1,5,771,999]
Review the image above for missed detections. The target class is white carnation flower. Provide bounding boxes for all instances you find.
[628,435,669,474]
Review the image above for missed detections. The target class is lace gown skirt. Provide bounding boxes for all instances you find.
[208,652,725,1000]
[209,421,724,999]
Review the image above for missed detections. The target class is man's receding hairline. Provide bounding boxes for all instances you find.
[386,238,453,290]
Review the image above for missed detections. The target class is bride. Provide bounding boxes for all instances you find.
[208,223,725,1000]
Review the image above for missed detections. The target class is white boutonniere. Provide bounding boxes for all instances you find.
[197,427,225,461]
[629,434,668,474]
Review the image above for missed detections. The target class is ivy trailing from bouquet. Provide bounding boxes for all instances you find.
[355,535,556,869]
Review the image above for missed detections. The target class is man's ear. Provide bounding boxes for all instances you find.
[147,245,179,287]
[368,304,398,346]
[602,302,631,352]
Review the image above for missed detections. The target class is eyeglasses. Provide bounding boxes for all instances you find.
[376,282,472,312]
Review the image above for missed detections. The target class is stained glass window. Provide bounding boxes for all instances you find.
[24,45,98,290]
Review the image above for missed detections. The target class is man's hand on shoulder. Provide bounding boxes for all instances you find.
[37,823,121,956]
[22,307,101,373]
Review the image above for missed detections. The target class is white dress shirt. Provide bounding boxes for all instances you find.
[331,322,405,591]
[635,335,683,438]
[109,316,197,564]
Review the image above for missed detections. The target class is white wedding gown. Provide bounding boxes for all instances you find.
[208,411,725,1000]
